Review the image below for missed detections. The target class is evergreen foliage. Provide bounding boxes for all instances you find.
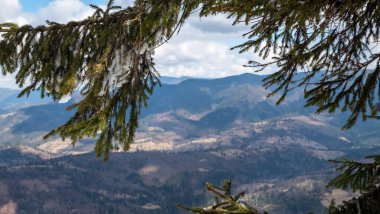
[328,187,380,214]
[177,180,261,214]
[328,155,380,192]
[326,156,380,212]
[0,0,199,159]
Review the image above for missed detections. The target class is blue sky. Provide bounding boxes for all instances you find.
[20,0,51,12]
[20,0,106,12]
[0,0,270,89]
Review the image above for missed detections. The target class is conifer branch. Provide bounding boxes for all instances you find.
[177,180,261,214]
[328,155,380,192]
[200,0,380,129]
[0,0,201,160]
[329,186,380,214]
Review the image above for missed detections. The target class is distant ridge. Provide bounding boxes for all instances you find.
[160,76,199,85]
[0,88,19,102]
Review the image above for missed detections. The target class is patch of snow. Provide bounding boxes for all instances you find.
[142,203,161,210]
[339,136,351,143]
[0,112,16,120]
[139,165,159,176]
[198,168,209,173]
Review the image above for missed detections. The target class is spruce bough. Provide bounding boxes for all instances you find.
[0,0,199,160]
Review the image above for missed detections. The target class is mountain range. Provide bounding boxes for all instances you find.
[0,73,379,213]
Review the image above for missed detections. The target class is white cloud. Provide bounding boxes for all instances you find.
[0,74,17,89]
[155,14,276,78]
[0,0,28,25]
[0,0,21,21]
[156,40,252,78]
[0,0,104,26]
[0,0,98,89]
[188,13,247,34]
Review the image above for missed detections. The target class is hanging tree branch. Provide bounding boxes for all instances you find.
[0,0,201,160]
[198,1,380,201]
[328,155,380,193]
[200,0,380,129]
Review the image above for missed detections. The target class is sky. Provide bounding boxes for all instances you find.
[0,0,274,89]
